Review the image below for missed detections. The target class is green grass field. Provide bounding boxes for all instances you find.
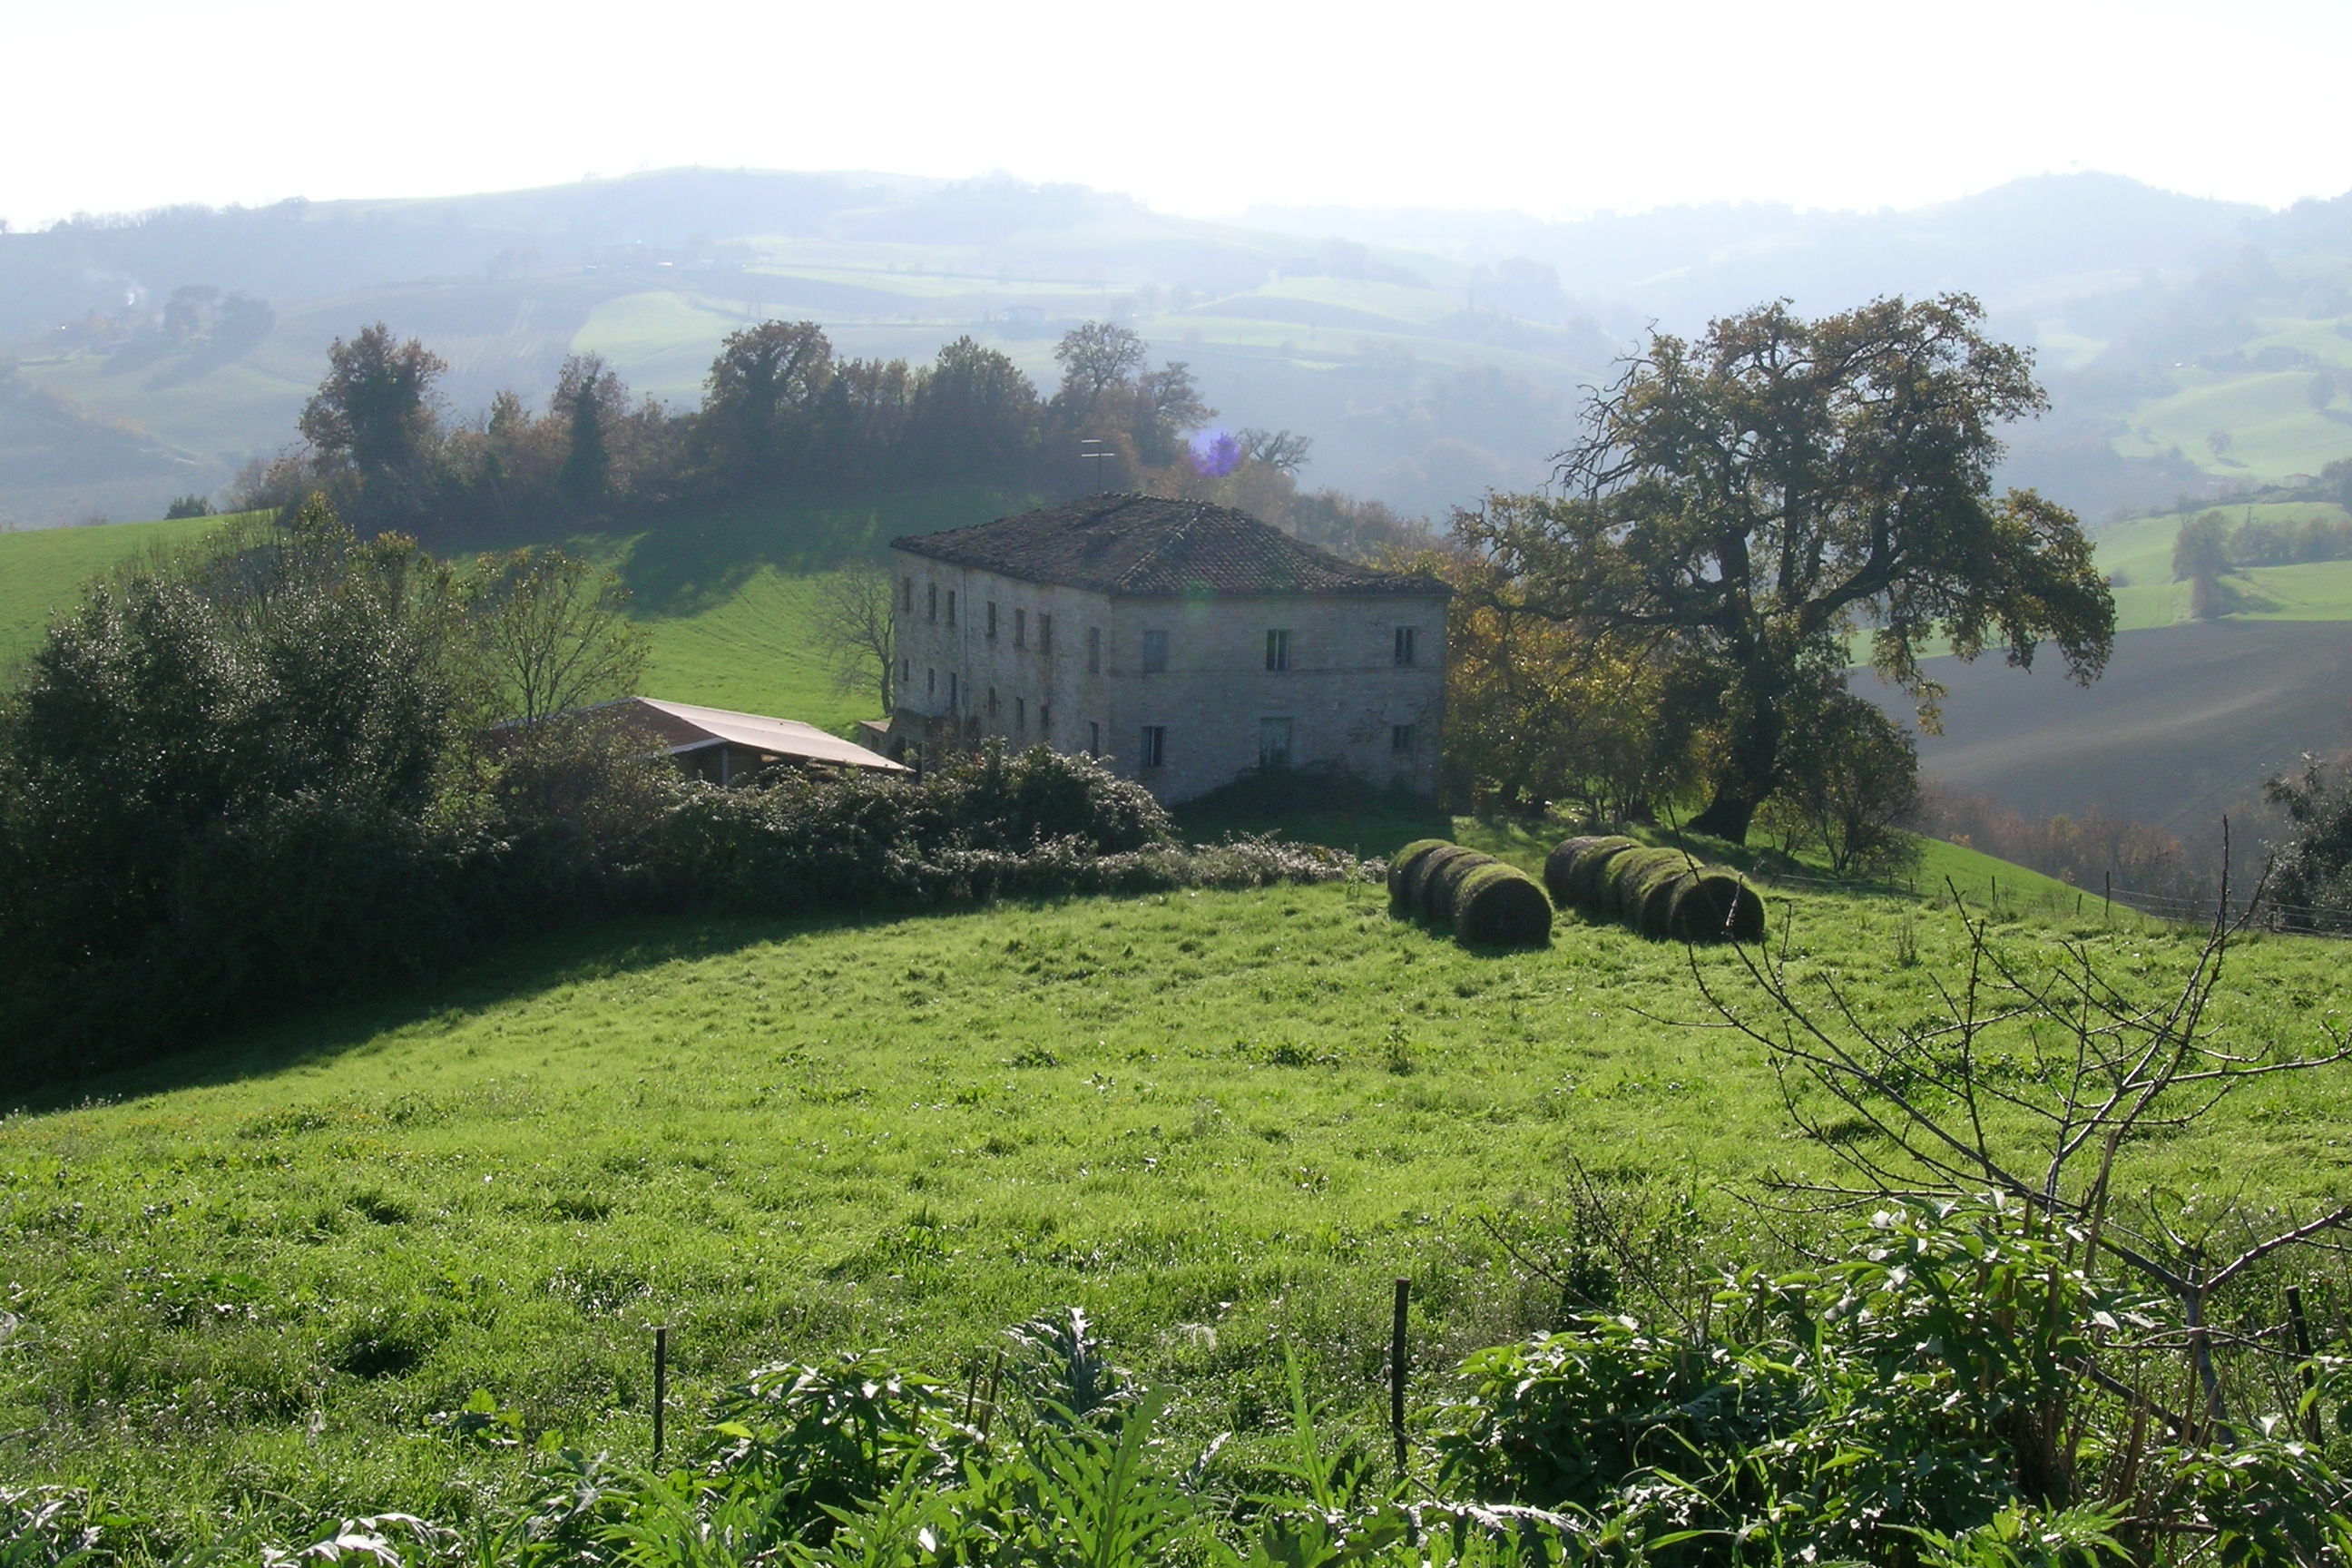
[0,512,247,671]
[2090,502,2352,631]
[4,830,2345,1550]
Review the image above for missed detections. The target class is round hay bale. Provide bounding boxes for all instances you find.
[1388,839,1453,912]
[1544,836,1612,907]
[1454,863,1553,946]
[1606,848,1687,920]
[1616,849,1690,933]
[1425,849,1498,924]
[1392,846,1467,921]
[1667,868,1767,944]
[1566,836,1642,909]
[1408,845,1480,920]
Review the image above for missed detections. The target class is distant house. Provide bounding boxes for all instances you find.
[881,494,1448,801]
[619,697,909,785]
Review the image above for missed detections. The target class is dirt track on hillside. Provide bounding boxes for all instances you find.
[1861,620,2352,836]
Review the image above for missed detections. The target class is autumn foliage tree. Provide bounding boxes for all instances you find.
[1457,295,2115,843]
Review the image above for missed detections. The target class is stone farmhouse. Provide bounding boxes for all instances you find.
[880,494,1448,802]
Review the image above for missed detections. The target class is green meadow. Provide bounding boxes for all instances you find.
[0,512,245,669]
[2092,502,2352,631]
[5,825,2347,1550]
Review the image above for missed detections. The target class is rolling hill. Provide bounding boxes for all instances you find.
[12,167,2352,533]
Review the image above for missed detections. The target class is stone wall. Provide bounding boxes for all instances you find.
[888,551,1446,802]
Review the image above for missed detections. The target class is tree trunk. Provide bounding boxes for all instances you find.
[1687,787,1761,843]
[1688,675,1785,844]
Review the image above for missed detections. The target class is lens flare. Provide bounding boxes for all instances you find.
[1187,428,1244,476]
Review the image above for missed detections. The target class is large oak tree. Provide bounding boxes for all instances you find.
[1457,294,2114,843]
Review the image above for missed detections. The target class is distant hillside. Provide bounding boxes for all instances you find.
[14,167,2352,532]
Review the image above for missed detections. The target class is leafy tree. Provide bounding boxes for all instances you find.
[553,353,627,509]
[814,357,916,482]
[1458,294,2113,842]
[297,322,448,503]
[2263,754,2352,929]
[2172,509,2234,618]
[2172,510,2231,582]
[1052,320,1146,407]
[909,336,1040,479]
[1759,686,1922,875]
[162,284,218,342]
[1407,543,1700,819]
[162,494,213,519]
[701,319,833,475]
[1132,360,1212,465]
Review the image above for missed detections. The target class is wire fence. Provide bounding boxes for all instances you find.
[1761,866,2352,940]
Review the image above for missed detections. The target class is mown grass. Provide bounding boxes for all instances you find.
[5,847,2348,1552]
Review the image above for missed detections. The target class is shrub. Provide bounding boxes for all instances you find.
[1451,862,1553,946]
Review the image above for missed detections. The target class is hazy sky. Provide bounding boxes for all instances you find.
[10,0,2351,229]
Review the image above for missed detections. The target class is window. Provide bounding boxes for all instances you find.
[1141,630,1168,673]
[1039,613,1054,655]
[1259,717,1293,769]
[1087,720,1101,756]
[986,601,997,639]
[1014,608,1027,648]
[948,671,958,710]
[987,687,998,717]
[1039,701,1051,735]
[926,667,936,698]
[1015,696,1025,733]
[1086,625,1101,673]
[927,583,937,622]
[1266,629,1291,671]
[946,591,956,627]
[898,658,909,686]
[1138,725,1166,769]
[901,577,913,612]
[1394,625,1418,666]
[1391,723,1416,755]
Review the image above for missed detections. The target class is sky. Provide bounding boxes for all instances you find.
[9,0,2352,230]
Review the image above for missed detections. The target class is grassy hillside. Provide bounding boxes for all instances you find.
[0,491,1021,733]
[4,843,2340,1543]
[0,511,242,668]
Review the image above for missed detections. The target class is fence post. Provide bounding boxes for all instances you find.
[652,1325,669,1466]
[1390,1277,1410,1480]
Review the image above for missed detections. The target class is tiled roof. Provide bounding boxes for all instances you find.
[891,494,1449,598]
